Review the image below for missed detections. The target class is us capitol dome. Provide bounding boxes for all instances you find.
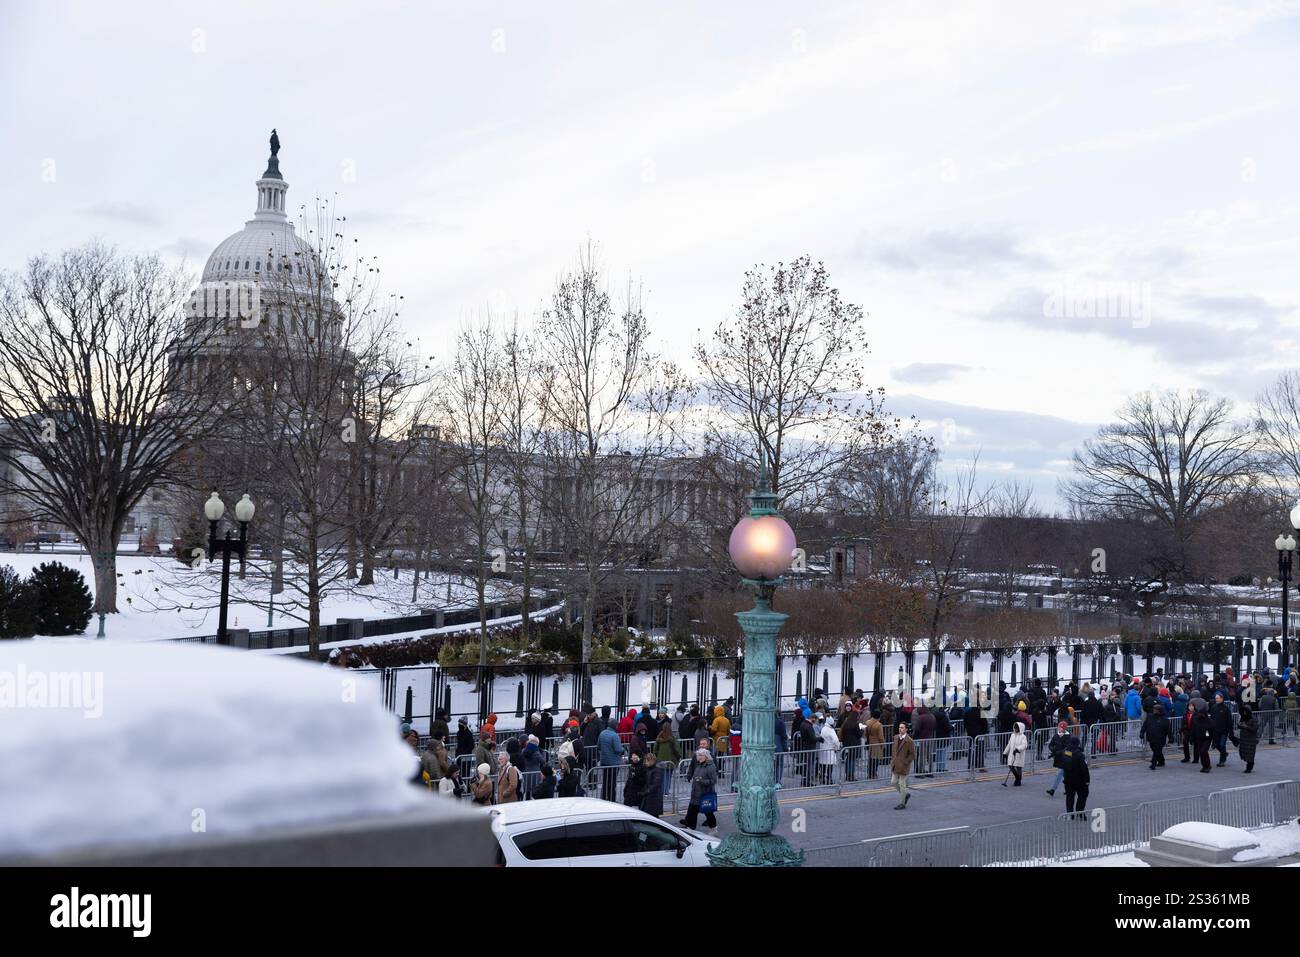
[185,130,331,339]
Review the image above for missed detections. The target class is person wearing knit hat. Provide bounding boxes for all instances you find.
[469,763,494,805]
[455,716,474,756]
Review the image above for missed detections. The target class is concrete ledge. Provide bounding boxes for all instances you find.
[3,800,496,867]
[1135,834,1276,868]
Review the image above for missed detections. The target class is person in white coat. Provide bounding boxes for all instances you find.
[816,714,840,785]
[1003,720,1028,787]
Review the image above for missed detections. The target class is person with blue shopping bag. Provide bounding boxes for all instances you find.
[679,748,719,834]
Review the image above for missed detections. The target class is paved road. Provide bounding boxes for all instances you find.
[701,743,1300,851]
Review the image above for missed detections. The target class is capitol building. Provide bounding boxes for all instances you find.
[18,133,348,548]
[181,130,341,393]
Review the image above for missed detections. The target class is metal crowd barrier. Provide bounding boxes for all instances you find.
[806,779,1300,867]
[971,815,1059,866]
[1209,783,1276,829]
[1054,802,1143,863]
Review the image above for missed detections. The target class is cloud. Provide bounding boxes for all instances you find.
[865,227,1051,273]
[981,284,1291,367]
[892,362,970,385]
[158,237,215,270]
[84,202,162,226]
[891,392,1099,511]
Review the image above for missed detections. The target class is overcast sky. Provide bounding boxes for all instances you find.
[2,0,1298,510]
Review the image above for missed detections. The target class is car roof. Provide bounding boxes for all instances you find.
[489,798,654,826]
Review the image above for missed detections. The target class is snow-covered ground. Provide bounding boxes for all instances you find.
[0,639,427,859]
[0,551,512,642]
[1056,822,1300,866]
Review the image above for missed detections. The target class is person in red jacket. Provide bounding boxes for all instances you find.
[617,708,637,743]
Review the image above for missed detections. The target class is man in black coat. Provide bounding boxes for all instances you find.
[869,688,885,716]
[934,705,952,740]
[1061,739,1090,818]
[1259,684,1279,745]
[580,712,603,767]
[430,709,450,744]
[679,705,699,742]
[997,681,1013,734]
[1191,706,1214,771]
[1210,693,1233,766]
[1028,678,1046,708]
[796,717,817,787]
[1146,702,1170,768]
[1081,692,1102,728]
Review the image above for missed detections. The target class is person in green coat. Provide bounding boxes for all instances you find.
[652,724,682,796]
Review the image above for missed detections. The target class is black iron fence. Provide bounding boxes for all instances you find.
[163,591,560,649]
[365,635,1295,736]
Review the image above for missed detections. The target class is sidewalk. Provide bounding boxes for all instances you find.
[708,742,1300,851]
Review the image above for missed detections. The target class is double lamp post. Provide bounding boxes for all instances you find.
[204,491,255,645]
[1274,502,1300,673]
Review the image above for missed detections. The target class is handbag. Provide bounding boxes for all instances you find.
[698,791,718,814]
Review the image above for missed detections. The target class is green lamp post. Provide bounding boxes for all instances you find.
[707,449,804,867]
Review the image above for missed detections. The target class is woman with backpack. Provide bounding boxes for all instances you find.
[496,752,521,803]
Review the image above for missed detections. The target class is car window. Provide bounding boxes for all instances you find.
[629,819,680,853]
[511,825,569,861]
[565,818,633,857]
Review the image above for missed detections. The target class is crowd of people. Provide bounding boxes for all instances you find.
[399,700,741,834]
[395,664,1299,829]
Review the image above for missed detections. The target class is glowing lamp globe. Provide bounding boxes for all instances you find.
[204,492,226,522]
[728,514,797,580]
[1291,501,1300,532]
[234,493,256,523]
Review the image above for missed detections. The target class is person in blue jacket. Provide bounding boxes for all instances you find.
[1124,684,1144,720]
[1169,688,1188,719]
[597,722,625,801]
[1169,687,1188,748]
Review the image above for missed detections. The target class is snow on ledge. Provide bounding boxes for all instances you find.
[1160,821,1257,849]
[0,640,425,859]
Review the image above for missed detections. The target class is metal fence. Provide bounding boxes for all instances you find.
[428,709,1300,820]
[805,779,1300,866]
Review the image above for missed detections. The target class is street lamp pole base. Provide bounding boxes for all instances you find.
[707,830,804,867]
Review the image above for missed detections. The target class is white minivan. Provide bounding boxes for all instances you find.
[488,798,719,867]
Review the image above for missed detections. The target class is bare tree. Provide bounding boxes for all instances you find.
[436,317,506,669]
[537,243,691,662]
[495,316,552,641]
[0,243,227,614]
[1064,389,1256,582]
[694,255,891,516]
[978,480,1040,607]
[346,321,434,586]
[1256,370,1300,496]
[232,202,400,657]
[909,459,989,655]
